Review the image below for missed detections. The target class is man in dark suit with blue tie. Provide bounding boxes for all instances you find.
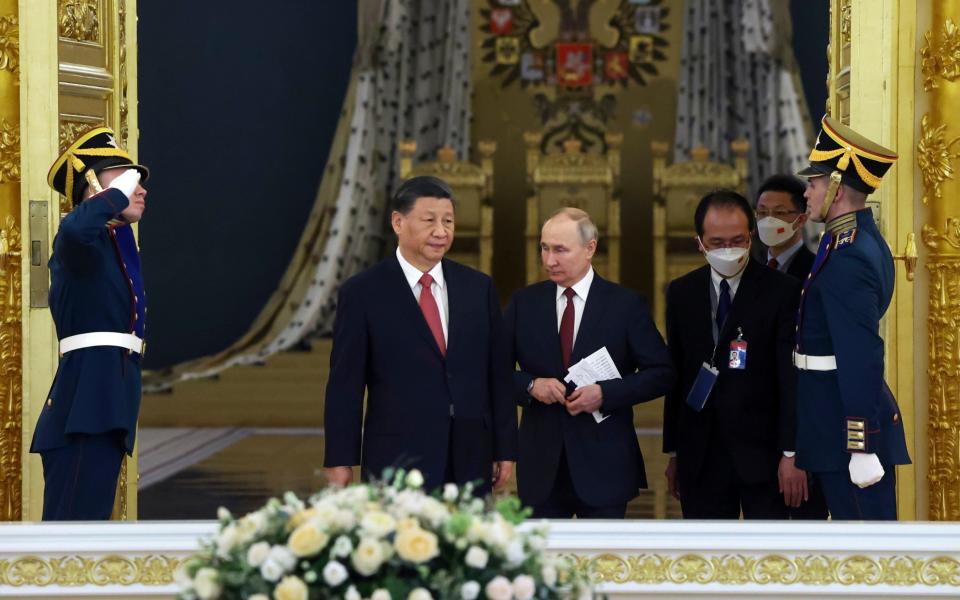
[31,127,149,520]
[505,208,674,518]
[324,176,517,495]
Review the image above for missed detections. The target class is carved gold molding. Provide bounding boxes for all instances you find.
[839,0,852,49]
[0,215,22,521]
[118,0,128,147]
[0,118,19,184]
[572,553,960,587]
[922,219,960,252]
[0,555,178,587]
[918,114,960,206]
[0,15,17,76]
[922,18,960,92]
[58,0,100,44]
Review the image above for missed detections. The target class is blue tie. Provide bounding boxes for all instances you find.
[716,278,731,332]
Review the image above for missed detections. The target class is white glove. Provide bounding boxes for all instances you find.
[848,453,884,488]
[107,168,141,199]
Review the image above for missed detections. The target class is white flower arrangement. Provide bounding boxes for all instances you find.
[177,469,593,600]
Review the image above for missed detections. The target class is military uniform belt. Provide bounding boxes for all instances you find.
[792,351,837,371]
[59,332,144,356]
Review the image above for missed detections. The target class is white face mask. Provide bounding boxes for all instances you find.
[699,241,749,278]
[757,216,799,247]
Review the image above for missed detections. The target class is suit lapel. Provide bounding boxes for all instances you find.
[571,274,607,364]
[539,282,564,374]
[386,257,444,359]
[718,260,761,342]
[442,259,466,358]
[691,266,715,350]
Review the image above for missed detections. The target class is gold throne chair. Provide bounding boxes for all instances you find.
[399,141,497,274]
[651,140,749,330]
[523,132,623,284]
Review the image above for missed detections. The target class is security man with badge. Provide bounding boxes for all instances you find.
[794,116,911,520]
[30,127,149,520]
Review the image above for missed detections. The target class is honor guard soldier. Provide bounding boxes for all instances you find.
[30,127,149,520]
[794,116,910,520]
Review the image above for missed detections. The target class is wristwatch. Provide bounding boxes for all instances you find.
[526,378,536,394]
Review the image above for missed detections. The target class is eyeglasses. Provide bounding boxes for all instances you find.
[755,209,800,219]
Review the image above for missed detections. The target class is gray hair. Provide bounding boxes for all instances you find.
[546,207,598,246]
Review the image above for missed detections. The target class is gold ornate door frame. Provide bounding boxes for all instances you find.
[1,0,138,521]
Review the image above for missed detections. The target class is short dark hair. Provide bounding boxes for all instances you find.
[694,189,756,238]
[756,174,807,212]
[391,175,456,214]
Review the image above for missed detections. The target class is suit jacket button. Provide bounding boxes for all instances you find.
[46,398,52,407]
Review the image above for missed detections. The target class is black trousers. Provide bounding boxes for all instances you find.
[787,472,830,520]
[531,449,627,519]
[40,431,125,521]
[680,432,787,519]
[817,467,897,520]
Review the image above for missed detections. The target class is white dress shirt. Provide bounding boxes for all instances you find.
[396,248,449,344]
[556,267,594,345]
[767,238,804,272]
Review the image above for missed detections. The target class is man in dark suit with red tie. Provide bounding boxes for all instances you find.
[324,176,517,495]
[755,175,815,280]
[505,208,674,518]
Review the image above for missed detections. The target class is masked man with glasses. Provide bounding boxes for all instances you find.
[663,190,807,518]
[755,175,815,280]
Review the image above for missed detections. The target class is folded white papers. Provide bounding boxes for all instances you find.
[563,346,620,423]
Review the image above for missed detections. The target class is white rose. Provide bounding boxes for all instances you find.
[360,510,397,538]
[443,483,459,502]
[216,524,240,558]
[464,546,489,569]
[408,588,432,600]
[505,539,525,566]
[268,545,297,571]
[260,559,284,582]
[371,589,392,600]
[334,509,357,530]
[237,511,267,543]
[193,567,221,600]
[352,537,387,576]
[247,541,271,567]
[420,498,451,527]
[484,576,512,600]
[460,581,480,600]
[541,564,558,587]
[323,560,349,587]
[345,585,362,600]
[512,575,536,600]
[274,575,309,600]
[405,469,425,488]
[331,535,354,558]
[288,521,330,557]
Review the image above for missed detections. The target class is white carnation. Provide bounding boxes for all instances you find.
[408,588,432,600]
[323,560,349,587]
[193,567,221,600]
[249,595,269,600]
[505,539,526,566]
[333,509,357,530]
[460,580,480,600]
[443,483,459,502]
[484,575,512,600]
[331,535,354,558]
[464,546,489,569]
[216,523,240,558]
[246,541,271,567]
[217,506,231,521]
[345,585,362,600]
[542,564,558,587]
[260,559,284,582]
[405,469,425,488]
[512,575,536,600]
[371,589,392,600]
[267,545,297,571]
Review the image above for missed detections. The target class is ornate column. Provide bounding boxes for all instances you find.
[920,4,960,521]
[0,0,23,522]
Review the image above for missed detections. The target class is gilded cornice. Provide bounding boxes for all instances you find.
[0,118,20,183]
[922,18,960,92]
[574,553,960,587]
[0,555,178,587]
[58,0,100,44]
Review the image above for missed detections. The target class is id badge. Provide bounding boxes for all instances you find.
[685,362,719,412]
[728,327,747,370]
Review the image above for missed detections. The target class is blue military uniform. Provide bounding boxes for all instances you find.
[794,117,910,520]
[30,127,148,520]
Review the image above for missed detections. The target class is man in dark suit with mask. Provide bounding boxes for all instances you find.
[324,176,517,495]
[663,190,810,519]
[755,174,815,280]
[505,207,674,518]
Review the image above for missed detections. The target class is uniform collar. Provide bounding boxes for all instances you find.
[826,210,859,235]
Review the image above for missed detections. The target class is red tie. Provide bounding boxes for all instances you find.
[419,273,446,356]
[559,287,576,369]
[768,257,779,270]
